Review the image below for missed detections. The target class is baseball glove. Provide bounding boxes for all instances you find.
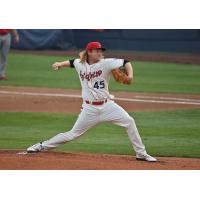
[111,66,132,85]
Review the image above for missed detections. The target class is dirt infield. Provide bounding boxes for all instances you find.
[0,150,199,170]
[1,86,200,113]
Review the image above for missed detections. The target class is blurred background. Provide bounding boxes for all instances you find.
[11,29,200,53]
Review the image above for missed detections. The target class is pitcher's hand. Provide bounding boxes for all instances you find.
[52,62,62,71]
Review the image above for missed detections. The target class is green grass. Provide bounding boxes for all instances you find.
[1,53,80,89]
[0,53,200,94]
[0,109,200,158]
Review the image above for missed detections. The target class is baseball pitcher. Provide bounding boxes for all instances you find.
[27,41,157,162]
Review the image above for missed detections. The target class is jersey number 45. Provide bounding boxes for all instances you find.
[94,81,105,89]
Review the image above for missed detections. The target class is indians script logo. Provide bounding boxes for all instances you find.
[80,70,102,81]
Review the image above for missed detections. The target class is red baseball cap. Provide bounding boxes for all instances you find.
[86,41,106,51]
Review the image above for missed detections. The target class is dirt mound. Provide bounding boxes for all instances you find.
[0,150,199,170]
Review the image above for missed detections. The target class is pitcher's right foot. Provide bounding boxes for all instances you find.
[27,142,45,153]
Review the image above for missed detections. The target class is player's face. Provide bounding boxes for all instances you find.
[88,49,103,62]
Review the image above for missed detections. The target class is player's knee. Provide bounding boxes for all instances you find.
[127,117,135,127]
[128,117,135,124]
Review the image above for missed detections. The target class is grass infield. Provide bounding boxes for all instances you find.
[0,109,199,158]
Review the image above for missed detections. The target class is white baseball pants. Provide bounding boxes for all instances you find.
[42,100,147,155]
[0,33,11,77]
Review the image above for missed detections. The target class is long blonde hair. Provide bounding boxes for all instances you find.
[79,49,105,63]
[79,50,88,63]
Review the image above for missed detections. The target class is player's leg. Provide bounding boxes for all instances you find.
[0,34,11,78]
[0,36,4,77]
[101,101,157,162]
[27,105,100,152]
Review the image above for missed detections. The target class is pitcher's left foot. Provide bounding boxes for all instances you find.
[136,153,157,162]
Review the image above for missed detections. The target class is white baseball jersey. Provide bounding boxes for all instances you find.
[71,58,124,101]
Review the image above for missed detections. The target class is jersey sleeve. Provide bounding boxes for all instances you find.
[104,58,124,71]
[69,59,80,71]
[69,59,75,68]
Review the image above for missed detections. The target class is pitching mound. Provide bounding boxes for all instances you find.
[0,150,199,170]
